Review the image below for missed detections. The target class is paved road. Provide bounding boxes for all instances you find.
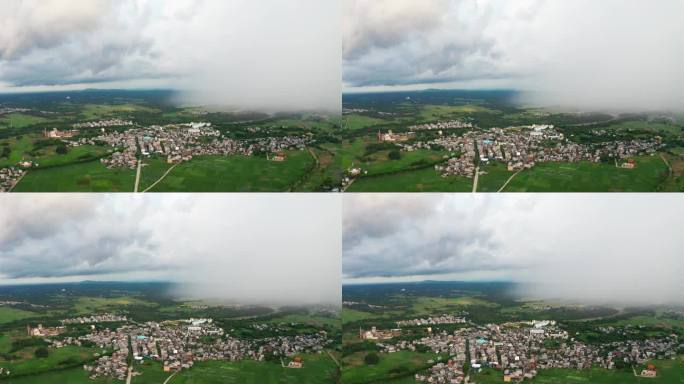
[471,166,479,192]
[134,159,142,192]
[126,366,132,384]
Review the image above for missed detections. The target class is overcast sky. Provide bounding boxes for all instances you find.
[0,194,341,306]
[0,0,340,112]
[344,0,684,111]
[343,194,684,305]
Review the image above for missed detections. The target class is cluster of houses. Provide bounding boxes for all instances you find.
[398,125,664,178]
[61,313,128,325]
[72,119,133,129]
[44,127,78,138]
[396,314,467,328]
[74,317,331,380]
[409,120,473,131]
[26,324,64,337]
[359,326,402,340]
[377,129,414,142]
[0,167,24,192]
[372,319,679,383]
[72,123,312,168]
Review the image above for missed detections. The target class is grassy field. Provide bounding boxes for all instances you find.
[419,104,495,121]
[472,162,516,192]
[167,353,336,384]
[408,296,498,316]
[343,115,387,130]
[342,309,376,325]
[0,307,37,325]
[0,114,48,129]
[363,150,446,176]
[72,296,156,315]
[348,167,472,192]
[501,156,668,192]
[1,366,120,384]
[147,151,314,192]
[137,156,174,191]
[13,160,136,192]
[266,314,340,328]
[80,104,159,120]
[342,351,442,384]
[0,346,103,377]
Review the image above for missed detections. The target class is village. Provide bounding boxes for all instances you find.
[68,122,313,168]
[35,317,334,381]
[393,124,664,178]
[362,317,679,383]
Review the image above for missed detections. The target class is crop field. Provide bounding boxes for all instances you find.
[0,113,49,129]
[501,156,668,192]
[72,296,156,315]
[1,366,120,384]
[418,104,496,121]
[147,151,315,192]
[342,351,443,384]
[343,114,388,130]
[348,167,472,192]
[169,353,337,384]
[80,103,159,120]
[0,307,37,325]
[13,160,136,192]
[0,345,102,377]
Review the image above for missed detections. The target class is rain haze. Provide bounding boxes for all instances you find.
[0,0,341,113]
[343,0,684,112]
[343,194,684,306]
[0,194,341,306]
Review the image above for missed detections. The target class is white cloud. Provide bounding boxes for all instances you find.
[0,0,341,112]
[343,194,684,305]
[0,194,341,306]
[344,0,684,111]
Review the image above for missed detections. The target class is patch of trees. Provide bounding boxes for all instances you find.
[34,347,49,358]
[364,352,379,365]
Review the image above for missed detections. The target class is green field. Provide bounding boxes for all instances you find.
[348,167,472,192]
[343,115,387,130]
[0,345,103,377]
[0,114,48,129]
[342,309,376,325]
[419,104,495,121]
[501,156,668,192]
[13,160,136,192]
[137,156,174,191]
[0,307,37,325]
[342,351,442,384]
[147,151,314,192]
[72,296,156,315]
[1,366,120,384]
[531,358,684,383]
[168,353,336,384]
[80,104,159,120]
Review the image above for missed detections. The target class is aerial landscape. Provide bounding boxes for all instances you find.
[0,194,341,383]
[340,0,684,192]
[342,194,684,383]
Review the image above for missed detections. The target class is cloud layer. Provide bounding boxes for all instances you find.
[0,0,341,112]
[343,194,684,305]
[344,0,684,111]
[0,194,341,305]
